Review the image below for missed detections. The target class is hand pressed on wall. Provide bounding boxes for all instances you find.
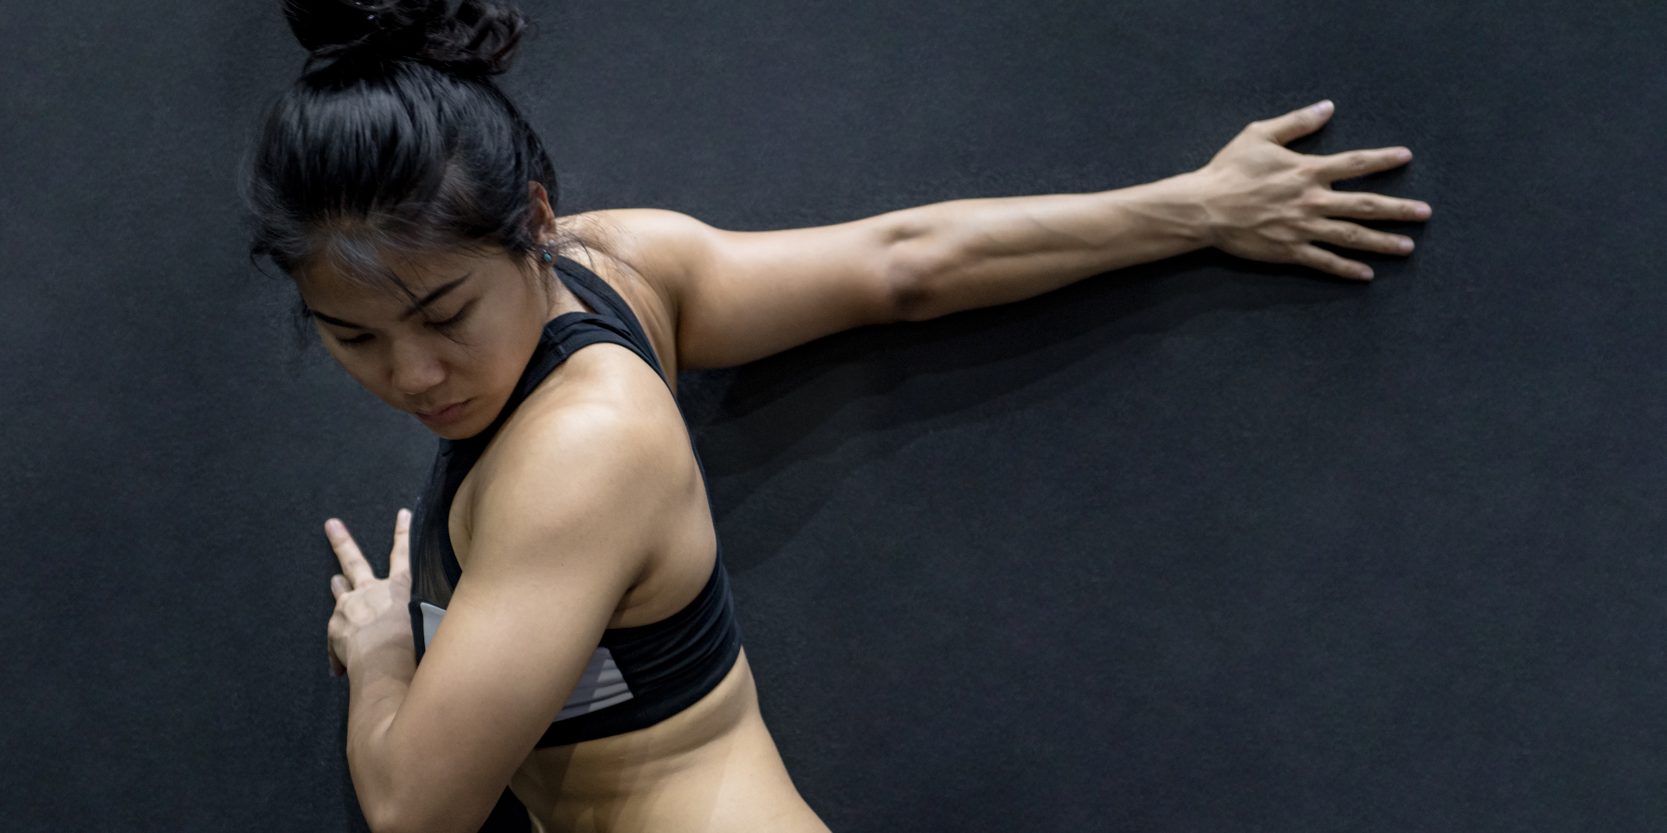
[1194,99,1433,282]
[324,508,414,678]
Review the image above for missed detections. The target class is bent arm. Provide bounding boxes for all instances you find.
[344,639,415,828]
[345,407,669,833]
[890,172,1217,321]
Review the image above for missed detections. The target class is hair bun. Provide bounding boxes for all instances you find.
[284,0,528,76]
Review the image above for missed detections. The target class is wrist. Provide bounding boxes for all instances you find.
[1096,171,1220,256]
[348,636,415,682]
[1145,170,1220,251]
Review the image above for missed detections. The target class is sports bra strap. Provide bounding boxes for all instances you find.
[555,255,668,383]
[412,256,678,602]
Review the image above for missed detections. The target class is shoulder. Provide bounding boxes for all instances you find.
[485,399,682,505]
[555,209,692,377]
[552,206,907,371]
[557,208,710,292]
[481,347,694,518]
[464,397,694,583]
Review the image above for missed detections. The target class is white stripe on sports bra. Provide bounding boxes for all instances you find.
[416,601,637,721]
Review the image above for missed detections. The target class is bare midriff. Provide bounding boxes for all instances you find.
[507,649,831,833]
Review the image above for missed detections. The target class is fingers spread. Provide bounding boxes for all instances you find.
[325,518,378,587]
[1258,100,1334,145]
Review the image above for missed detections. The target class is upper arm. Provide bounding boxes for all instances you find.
[377,406,674,833]
[571,207,920,370]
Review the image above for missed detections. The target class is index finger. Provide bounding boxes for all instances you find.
[324,518,378,587]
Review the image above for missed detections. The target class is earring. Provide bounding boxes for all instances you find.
[539,247,554,264]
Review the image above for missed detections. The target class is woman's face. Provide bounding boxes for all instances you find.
[295,246,552,440]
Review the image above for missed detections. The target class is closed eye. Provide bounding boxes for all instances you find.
[429,308,468,331]
[335,304,472,348]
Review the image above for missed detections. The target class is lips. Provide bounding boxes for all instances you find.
[416,399,470,425]
[417,402,463,418]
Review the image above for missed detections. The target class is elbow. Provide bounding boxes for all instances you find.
[364,800,408,833]
[366,788,493,833]
[886,229,950,323]
[363,793,425,833]
[368,811,433,833]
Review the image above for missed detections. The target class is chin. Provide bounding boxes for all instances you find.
[416,401,480,439]
[428,418,479,441]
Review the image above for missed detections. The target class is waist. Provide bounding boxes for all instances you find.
[533,552,743,747]
[512,648,774,807]
[513,649,832,833]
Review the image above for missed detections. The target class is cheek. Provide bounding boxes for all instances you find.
[468,301,542,375]
[477,329,534,388]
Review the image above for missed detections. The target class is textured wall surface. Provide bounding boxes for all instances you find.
[4,1,1664,830]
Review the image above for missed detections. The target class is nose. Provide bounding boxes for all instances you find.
[389,337,447,398]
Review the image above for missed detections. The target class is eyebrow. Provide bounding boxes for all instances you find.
[308,273,473,330]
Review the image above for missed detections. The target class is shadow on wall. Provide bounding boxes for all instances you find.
[675,233,1405,574]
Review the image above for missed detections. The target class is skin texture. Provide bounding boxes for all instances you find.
[312,185,832,832]
[310,99,1431,831]
[294,238,564,443]
[1193,99,1429,281]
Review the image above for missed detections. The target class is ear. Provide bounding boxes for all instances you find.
[527,180,557,239]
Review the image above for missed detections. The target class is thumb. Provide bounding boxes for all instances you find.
[1255,99,1334,146]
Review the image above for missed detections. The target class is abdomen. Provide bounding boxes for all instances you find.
[509,648,831,833]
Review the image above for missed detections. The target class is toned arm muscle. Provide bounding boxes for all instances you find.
[572,208,917,370]
[372,405,676,833]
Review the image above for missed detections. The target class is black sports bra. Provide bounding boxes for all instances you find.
[406,254,742,747]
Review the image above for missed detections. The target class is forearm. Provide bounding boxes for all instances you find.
[344,642,416,828]
[892,171,1217,321]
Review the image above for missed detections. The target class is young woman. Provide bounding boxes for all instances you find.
[246,2,1431,831]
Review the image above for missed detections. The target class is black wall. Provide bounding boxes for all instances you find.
[4,1,1665,830]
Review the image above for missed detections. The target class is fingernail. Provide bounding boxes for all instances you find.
[1311,99,1334,114]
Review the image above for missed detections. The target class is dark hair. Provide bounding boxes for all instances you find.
[239,0,579,346]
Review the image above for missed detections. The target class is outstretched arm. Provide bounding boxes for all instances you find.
[581,100,1429,369]
[885,172,1216,321]
[891,100,1430,320]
